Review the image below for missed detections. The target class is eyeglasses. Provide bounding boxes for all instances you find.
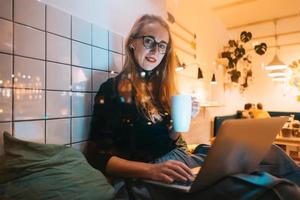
[134,35,168,54]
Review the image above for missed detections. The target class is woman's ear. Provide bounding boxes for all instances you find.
[129,43,135,51]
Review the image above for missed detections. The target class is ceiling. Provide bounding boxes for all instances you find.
[206,0,300,29]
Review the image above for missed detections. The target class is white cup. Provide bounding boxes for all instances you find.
[171,94,192,132]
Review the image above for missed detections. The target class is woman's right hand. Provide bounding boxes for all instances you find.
[147,160,194,183]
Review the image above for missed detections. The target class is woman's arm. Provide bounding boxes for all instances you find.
[106,156,194,183]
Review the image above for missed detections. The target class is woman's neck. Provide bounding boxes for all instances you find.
[137,66,157,81]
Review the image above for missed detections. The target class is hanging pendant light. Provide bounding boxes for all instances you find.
[211,73,217,84]
[175,64,186,72]
[265,54,287,71]
[265,20,288,79]
[197,67,203,79]
[267,69,288,77]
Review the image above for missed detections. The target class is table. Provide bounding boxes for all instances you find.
[199,103,224,116]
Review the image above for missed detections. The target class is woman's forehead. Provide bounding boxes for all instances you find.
[140,22,169,42]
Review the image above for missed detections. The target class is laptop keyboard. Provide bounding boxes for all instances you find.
[173,179,193,186]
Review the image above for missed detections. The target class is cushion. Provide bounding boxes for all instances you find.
[213,114,238,136]
[0,132,115,200]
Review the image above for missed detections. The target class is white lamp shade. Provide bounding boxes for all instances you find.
[265,54,287,70]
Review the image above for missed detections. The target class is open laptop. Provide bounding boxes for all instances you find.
[143,117,288,192]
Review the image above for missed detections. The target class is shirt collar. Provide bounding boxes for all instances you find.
[137,66,157,81]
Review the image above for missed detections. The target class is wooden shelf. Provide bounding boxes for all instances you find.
[274,136,300,164]
[200,103,224,108]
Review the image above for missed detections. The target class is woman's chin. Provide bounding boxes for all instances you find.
[140,63,157,71]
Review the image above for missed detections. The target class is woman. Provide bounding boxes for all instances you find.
[86,14,300,199]
[88,14,200,184]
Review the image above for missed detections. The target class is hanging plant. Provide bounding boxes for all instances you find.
[220,31,267,92]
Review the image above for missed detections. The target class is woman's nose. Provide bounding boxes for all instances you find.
[149,45,159,54]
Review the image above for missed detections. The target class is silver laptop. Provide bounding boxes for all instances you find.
[144,117,288,192]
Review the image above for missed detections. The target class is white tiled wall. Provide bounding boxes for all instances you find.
[72,41,92,68]
[72,16,91,44]
[46,118,70,144]
[46,62,71,90]
[92,70,108,92]
[72,117,91,142]
[92,47,108,71]
[46,91,70,118]
[0,0,13,20]
[109,51,123,72]
[0,88,12,121]
[14,120,45,143]
[92,25,108,49]
[14,56,45,89]
[14,23,45,59]
[46,5,71,38]
[0,0,124,154]
[46,33,71,64]
[0,19,13,53]
[14,0,45,30]
[72,66,92,91]
[0,53,12,87]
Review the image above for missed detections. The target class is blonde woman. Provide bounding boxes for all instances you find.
[88,14,200,183]
[86,14,300,199]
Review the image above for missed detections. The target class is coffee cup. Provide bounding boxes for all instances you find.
[171,94,192,132]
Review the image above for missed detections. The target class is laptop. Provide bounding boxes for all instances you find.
[143,117,288,192]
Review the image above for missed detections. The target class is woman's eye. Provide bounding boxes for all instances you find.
[144,37,154,45]
[159,43,167,49]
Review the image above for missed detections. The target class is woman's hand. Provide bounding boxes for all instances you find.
[147,160,194,183]
[191,97,201,118]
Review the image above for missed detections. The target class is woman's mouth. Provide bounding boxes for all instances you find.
[145,56,157,63]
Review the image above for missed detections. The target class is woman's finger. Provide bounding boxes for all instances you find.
[159,173,174,183]
[166,161,194,179]
[162,168,188,182]
[169,160,194,177]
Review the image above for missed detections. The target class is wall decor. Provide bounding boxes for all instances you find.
[219,31,267,92]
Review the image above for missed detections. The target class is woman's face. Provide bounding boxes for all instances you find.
[132,22,169,71]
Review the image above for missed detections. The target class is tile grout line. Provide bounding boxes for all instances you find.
[0,51,115,73]
[70,15,73,146]
[44,4,47,144]
[91,23,94,116]
[0,86,97,93]
[11,0,15,136]
[0,115,93,124]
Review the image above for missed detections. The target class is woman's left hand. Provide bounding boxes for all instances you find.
[191,97,200,118]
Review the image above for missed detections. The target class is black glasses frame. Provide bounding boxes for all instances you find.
[133,35,169,54]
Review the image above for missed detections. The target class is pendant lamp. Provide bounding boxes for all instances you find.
[211,73,217,84]
[265,20,287,72]
[197,67,203,79]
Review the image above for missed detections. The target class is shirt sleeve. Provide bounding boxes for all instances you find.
[85,78,120,175]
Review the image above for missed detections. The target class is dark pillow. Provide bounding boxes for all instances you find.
[0,132,115,200]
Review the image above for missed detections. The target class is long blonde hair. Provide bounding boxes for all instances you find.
[119,14,177,123]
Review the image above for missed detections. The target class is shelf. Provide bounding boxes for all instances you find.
[200,103,224,108]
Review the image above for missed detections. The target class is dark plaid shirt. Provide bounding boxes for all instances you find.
[87,75,186,174]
